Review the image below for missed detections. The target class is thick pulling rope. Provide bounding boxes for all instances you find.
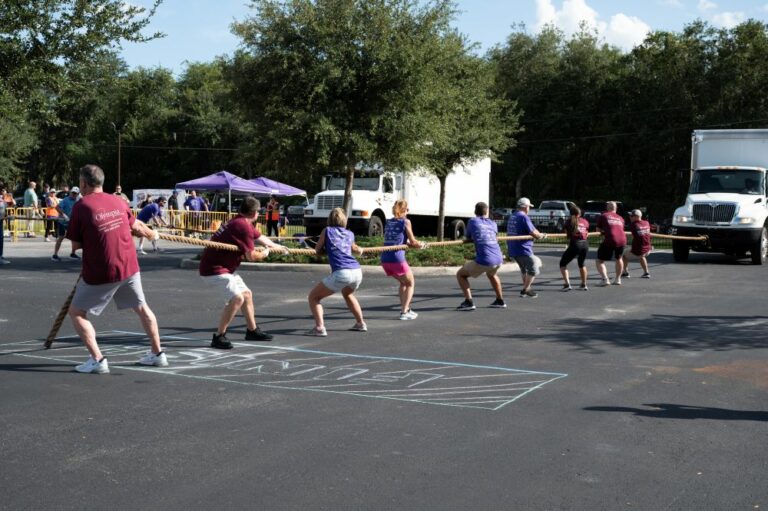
[45,275,80,349]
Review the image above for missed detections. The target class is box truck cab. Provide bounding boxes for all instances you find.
[303,158,490,239]
[672,129,768,264]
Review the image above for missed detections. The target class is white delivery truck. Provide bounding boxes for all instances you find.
[303,158,491,239]
[672,129,768,264]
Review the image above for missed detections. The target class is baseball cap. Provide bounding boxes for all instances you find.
[70,186,80,194]
[517,197,532,208]
[630,209,642,217]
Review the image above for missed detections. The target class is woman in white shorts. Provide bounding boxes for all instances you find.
[307,208,365,336]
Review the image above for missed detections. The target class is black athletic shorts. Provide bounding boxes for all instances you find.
[559,240,589,268]
[597,243,625,261]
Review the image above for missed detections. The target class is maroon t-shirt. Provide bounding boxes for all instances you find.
[597,211,626,247]
[67,192,139,285]
[631,219,652,255]
[199,215,260,276]
[566,217,590,241]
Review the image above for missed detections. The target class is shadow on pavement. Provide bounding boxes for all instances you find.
[584,403,768,422]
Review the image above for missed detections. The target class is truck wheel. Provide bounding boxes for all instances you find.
[305,225,323,237]
[448,219,466,240]
[672,240,689,262]
[367,215,384,237]
[750,227,768,265]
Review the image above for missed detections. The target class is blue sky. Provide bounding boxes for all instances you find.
[120,0,768,73]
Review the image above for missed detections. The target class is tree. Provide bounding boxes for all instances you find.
[231,0,457,209]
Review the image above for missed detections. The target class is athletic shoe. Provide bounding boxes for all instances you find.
[69,252,80,260]
[211,333,233,350]
[621,271,630,278]
[399,310,419,320]
[306,326,328,337]
[613,279,622,286]
[245,327,273,342]
[457,299,476,311]
[350,322,368,332]
[520,289,538,298]
[578,284,589,291]
[138,249,148,255]
[641,273,651,279]
[138,351,168,367]
[561,284,572,292]
[599,279,611,287]
[489,298,507,308]
[75,357,109,374]
[44,237,51,242]
[51,255,61,262]
[0,257,9,265]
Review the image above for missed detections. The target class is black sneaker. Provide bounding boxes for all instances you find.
[621,271,630,278]
[520,289,538,298]
[641,272,651,279]
[70,252,80,259]
[457,299,476,311]
[211,333,233,350]
[245,327,273,342]
[561,284,572,292]
[489,298,507,308]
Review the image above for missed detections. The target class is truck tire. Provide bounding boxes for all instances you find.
[447,219,466,240]
[367,215,384,237]
[750,227,768,265]
[305,225,323,237]
[672,240,689,262]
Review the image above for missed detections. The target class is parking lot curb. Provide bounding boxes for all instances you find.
[180,258,520,276]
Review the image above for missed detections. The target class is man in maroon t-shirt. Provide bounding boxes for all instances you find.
[66,164,169,374]
[622,209,652,279]
[199,196,287,349]
[595,201,627,286]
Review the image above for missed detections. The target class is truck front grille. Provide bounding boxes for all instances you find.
[317,196,344,210]
[692,203,736,223]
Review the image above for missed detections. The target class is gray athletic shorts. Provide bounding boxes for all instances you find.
[514,255,542,276]
[71,272,146,316]
[322,268,363,292]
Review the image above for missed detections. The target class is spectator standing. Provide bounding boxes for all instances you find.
[2,186,15,235]
[456,202,507,310]
[183,190,208,231]
[622,209,652,279]
[559,205,590,291]
[507,197,547,298]
[381,200,425,320]
[266,195,280,237]
[0,189,8,264]
[52,187,81,261]
[114,185,130,204]
[199,197,286,349]
[23,181,39,237]
[44,189,59,242]
[139,193,153,209]
[137,197,169,254]
[66,164,169,373]
[595,201,627,286]
[167,190,180,227]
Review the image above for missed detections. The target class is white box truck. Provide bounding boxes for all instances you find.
[303,158,491,238]
[672,129,768,264]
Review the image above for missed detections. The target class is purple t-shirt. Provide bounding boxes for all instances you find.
[184,196,207,212]
[506,211,535,257]
[137,203,162,223]
[325,226,360,272]
[597,212,626,248]
[381,218,407,264]
[467,217,503,266]
[630,220,652,255]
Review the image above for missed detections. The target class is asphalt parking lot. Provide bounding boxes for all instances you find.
[1,239,766,510]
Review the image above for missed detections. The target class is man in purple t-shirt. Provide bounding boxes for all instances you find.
[622,209,652,279]
[199,196,287,349]
[595,201,628,286]
[507,197,547,298]
[66,164,169,374]
[455,202,507,311]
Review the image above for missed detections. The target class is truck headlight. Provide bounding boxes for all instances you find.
[351,210,370,217]
[736,217,757,225]
[674,215,692,223]
[304,209,313,216]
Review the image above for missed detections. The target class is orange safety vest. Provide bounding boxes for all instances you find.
[267,203,279,222]
[46,196,59,218]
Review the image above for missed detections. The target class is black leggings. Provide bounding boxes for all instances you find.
[266,219,279,237]
[559,240,588,268]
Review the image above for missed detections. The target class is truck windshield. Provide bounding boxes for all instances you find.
[689,169,765,195]
[327,176,380,191]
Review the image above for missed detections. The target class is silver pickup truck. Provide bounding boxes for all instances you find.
[529,200,576,232]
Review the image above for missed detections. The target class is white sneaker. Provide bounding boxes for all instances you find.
[613,279,622,286]
[399,310,418,320]
[0,257,9,265]
[75,357,109,374]
[599,279,611,287]
[350,322,368,332]
[138,351,168,367]
[138,249,147,255]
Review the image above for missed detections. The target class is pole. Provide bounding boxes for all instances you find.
[117,131,122,187]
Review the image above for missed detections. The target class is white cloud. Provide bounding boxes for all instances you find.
[697,0,717,11]
[534,0,650,51]
[763,3,768,12]
[660,0,683,7]
[712,11,745,28]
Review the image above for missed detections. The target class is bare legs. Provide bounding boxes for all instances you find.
[308,283,363,329]
[394,272,415,313]
[69,302,163,359]
[218,290,257,335]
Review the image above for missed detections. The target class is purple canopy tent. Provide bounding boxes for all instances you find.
[176,171,272,212]
[248,176,306,197]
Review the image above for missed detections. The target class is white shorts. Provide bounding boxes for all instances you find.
[200,273,250,304]
[322,268,363,293]
[71,273,146,316]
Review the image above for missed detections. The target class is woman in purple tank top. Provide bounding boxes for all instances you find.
[307,208,366,336]
[381,200,425,320]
